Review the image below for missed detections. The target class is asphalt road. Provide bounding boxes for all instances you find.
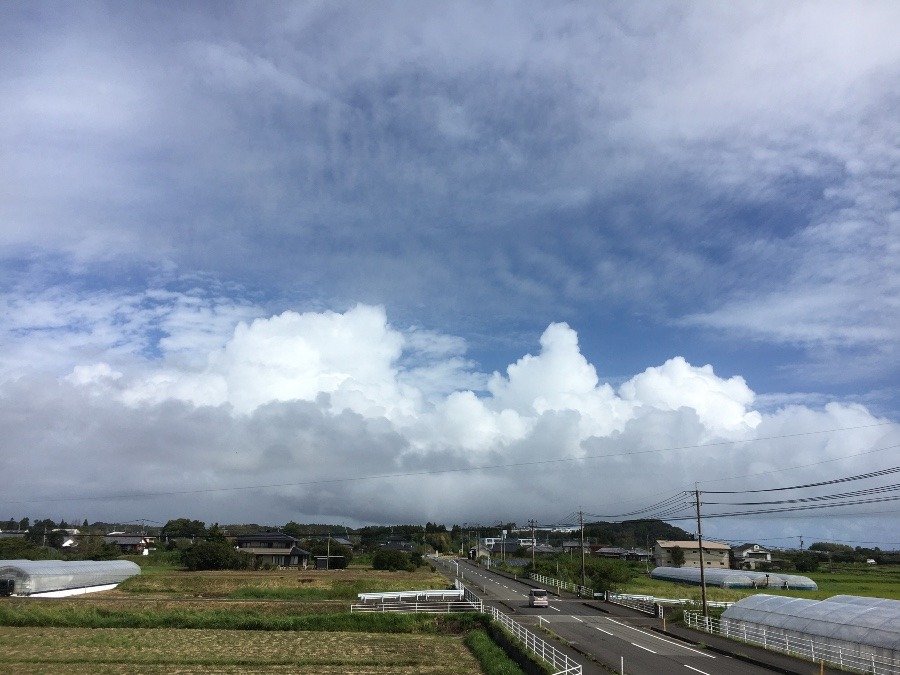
[441,558,802,675]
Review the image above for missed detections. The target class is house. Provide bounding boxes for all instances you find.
[594,546,651,562]
[380,540,415,553]
[654,539,730,568]
[234,532,310,568]
[732,543,773,570]
[562,540,590,553]
[104,532,155,554]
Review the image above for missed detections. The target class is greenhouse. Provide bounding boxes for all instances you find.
[649,566,817,590]
[0,560,141,597]
[721,594,900,671]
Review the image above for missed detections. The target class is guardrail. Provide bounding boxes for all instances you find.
[606,591,658,616]
[351,600,480,613]
[684,611,899,675]
[528,572,593,599]
[486,605,581,675]
[436,560,581,675]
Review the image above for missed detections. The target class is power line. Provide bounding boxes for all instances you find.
[702,463,900,494]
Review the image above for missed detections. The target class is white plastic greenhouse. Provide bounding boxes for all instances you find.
[721,594,900,671]
[0,560,141,597]
[650,566,817,590]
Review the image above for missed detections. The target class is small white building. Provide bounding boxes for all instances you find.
[732,543,773,570]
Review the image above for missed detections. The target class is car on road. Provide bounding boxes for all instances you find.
[528,588,548,607]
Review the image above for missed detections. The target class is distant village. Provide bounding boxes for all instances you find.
[2,517,894,572]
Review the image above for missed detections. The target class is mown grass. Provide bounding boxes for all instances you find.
[115,565,451,600]
[0,626,483,674]
[0,599,485,633]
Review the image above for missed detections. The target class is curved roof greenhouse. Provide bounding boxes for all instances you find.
[650,566,817,590]
[0,560,141,596]
[722,594,900,654]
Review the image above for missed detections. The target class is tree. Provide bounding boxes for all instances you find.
[163,518,207,540]
[670,546,685,568]
[308,541,352,569]
[282,521,305,538]
[793,551,820,573]
[373,549,414,571]
[589,559,633,593]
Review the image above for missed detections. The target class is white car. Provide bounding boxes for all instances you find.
[528,588,549,607]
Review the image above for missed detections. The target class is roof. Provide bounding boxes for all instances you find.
[104,534,150,545]
[650,567,817,590]
[657,540,730,550]
[240,546,310,556]
[0,560,141,595]
[733,543,771,552]
[235,532,299,543]
[723,594,898,650]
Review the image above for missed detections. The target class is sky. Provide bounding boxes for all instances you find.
[1,1,898,549]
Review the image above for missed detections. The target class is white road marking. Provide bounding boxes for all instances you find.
[605,617,714,658]
[594,627,614,636]
[684,666,711,675]
[632,642,657,654]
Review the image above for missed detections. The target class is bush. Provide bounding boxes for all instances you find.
[465,629,527,675]
[372,549,414,571]
[181,540,254,571]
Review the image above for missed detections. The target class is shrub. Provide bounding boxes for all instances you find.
[372,549,414,571]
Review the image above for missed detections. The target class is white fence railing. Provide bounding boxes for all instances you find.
[486,605,581,675]
[606,592,658,616]
[351,600,480,613]
[528,572,593,599]
[684,611,899,675]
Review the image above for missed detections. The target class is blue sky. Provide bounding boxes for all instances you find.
[1,2,898,547]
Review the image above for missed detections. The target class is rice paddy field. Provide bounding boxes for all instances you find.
[0,626,482,674]
[0,565,495,674]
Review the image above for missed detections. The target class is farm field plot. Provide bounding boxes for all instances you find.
[114,566,452,600]
[0,626,482,674]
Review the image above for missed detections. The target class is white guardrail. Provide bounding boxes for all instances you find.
[684,611,899,675]
[429,558,582,675]
[486,604,581,675]
[351,600,480,613]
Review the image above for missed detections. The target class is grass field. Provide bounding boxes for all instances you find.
[0,564,503,674]
[0,627,481,674]
[622,562,900,602]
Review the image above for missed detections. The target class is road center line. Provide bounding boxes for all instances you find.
[632,642,657,654]
[605,618,714,658]
[684,666,711,675]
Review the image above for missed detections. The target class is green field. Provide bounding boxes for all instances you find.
[0,564,527,674]
[622,562,900,602]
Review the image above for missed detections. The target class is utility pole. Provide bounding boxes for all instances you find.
[580,510,586,588]
[694,488,708,618]
[528,519,537,569]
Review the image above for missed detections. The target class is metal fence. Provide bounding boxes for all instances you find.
[528,571,593,599]
[606,591,658,616]
[351,600,481,613]
[486,604,581,675]
[684,611,899,675]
